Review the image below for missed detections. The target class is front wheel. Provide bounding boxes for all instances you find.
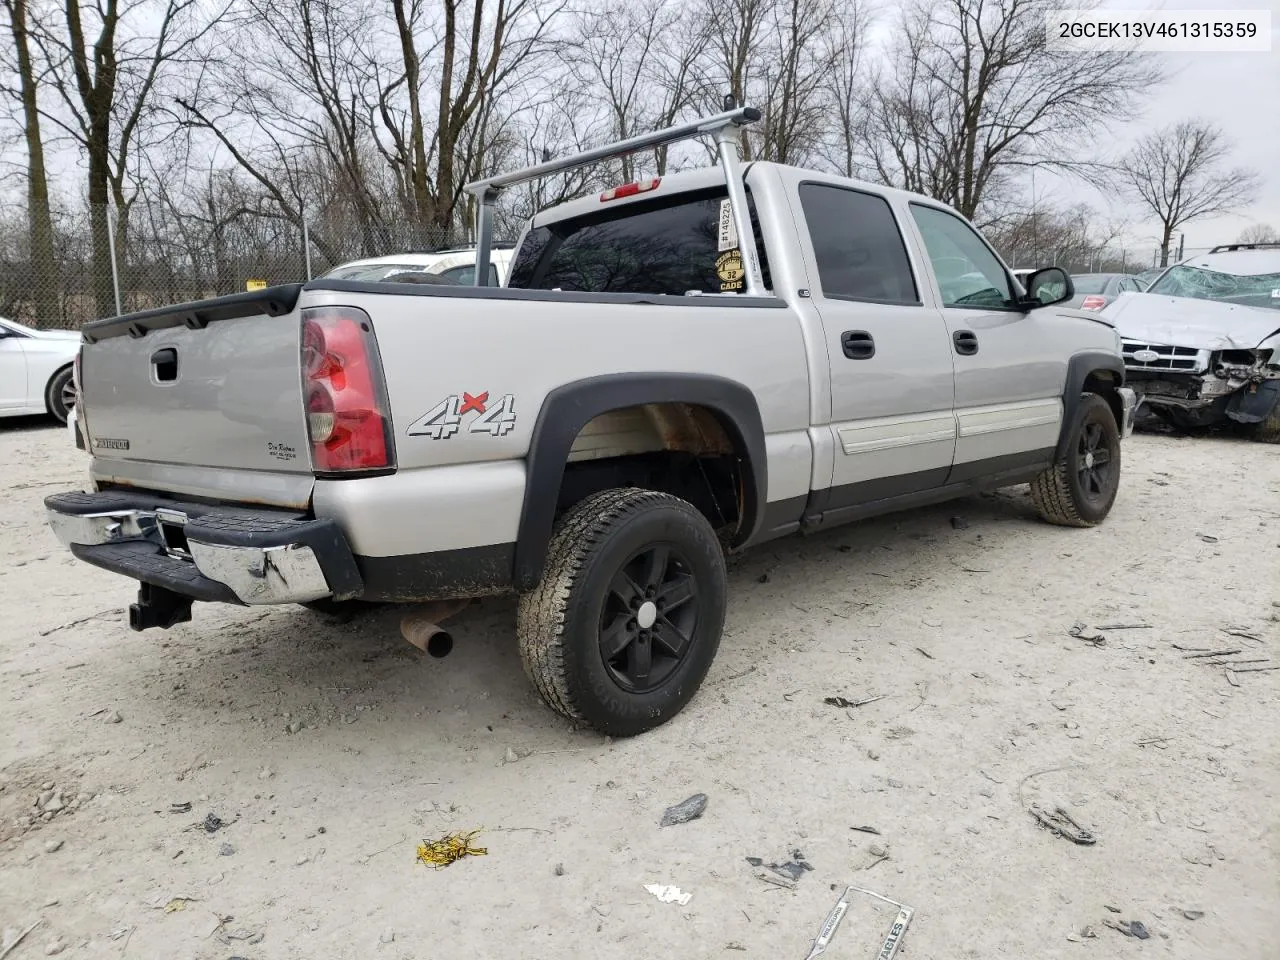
[1031,393,1122,527]
[46,366,75,425]
[516,487,728,737]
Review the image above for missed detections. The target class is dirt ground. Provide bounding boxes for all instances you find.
[1,416,1278,960]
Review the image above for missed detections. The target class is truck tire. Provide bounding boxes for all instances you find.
[1031,393,1121,527]
[516,487,727,737]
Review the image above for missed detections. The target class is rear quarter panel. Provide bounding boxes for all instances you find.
[301,287,813,474]
[303,286,813,559]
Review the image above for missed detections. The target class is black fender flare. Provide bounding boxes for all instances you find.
[1056,351,1126,460]
[512,373,767,591]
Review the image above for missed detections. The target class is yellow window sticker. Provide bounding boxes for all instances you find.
[716,250,744,291]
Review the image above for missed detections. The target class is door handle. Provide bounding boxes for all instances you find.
[150,347,178,381]
[953,330,979,356]
[841,330,875,360]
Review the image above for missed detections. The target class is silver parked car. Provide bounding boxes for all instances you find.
[1066,273,1146,311]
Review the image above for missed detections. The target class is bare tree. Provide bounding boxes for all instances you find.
[380,0,565,234]
[817,3,872,177]
[561,0,704,180]
[1236,223,1278,245]
[1,0,60,322]
[985,201,1132,272]
[689,0,848,165]
[178,0,397,256]
[33,0,228,316]
[1115,120,1260,267]
[754,0,844,164]
[859,0,1162,223]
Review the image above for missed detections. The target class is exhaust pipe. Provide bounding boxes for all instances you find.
[399,599,472,658]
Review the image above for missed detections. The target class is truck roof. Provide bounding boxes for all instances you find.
[527,162,954,231]
[1181,247,1280,276]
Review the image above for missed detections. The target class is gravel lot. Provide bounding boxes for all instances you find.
[2,418,1278,960]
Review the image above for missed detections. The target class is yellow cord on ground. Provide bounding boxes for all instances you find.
[416,829,488,868]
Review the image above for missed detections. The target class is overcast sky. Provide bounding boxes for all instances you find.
[1037,0,1280,258]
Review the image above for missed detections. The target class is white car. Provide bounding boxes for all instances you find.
[0,317,79,424]
[1105,243,1280,439]
[324,246,516,286]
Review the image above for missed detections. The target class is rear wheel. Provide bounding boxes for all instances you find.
[46,366,75,425]
[516,487,727,737]
[1031,393,1122,527]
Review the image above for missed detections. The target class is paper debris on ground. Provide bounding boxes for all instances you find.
[644,883,692,905]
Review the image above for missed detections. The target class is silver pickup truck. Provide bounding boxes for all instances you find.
[46,107,1135,736]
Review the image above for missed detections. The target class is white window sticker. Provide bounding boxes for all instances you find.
[1271,289,1280,298]
[718,199,738,252]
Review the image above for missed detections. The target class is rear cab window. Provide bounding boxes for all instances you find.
[507,186,772,296]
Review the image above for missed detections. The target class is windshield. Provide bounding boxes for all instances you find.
[1148,265,1280,311]
[0,317,39,335]
[325,262,435,281]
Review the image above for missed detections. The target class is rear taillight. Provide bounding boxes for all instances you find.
[600,178,661,202]
[1080,295,1107,311]
[300,306,395,473]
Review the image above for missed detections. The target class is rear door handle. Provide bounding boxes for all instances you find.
[841,330,875,360]
[953,330,979,356]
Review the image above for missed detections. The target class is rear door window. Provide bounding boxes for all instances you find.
[798,183,919,304]
[508,187,771,296]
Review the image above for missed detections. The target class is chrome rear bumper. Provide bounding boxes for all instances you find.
[45,491,361,607]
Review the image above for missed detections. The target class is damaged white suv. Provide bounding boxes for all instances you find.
[1106,243,1280,441]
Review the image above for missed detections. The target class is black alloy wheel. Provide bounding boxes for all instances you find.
[599,544,699,694]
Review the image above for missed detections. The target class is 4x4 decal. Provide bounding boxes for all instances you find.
[407,392,517,439]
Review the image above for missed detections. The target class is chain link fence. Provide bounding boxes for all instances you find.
[1002,247,1146,276]
[0,200,1231,330]
[0,203,460,330]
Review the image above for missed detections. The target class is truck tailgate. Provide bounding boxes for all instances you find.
[79,286,313,503]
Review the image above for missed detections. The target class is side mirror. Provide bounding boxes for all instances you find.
[1023,266,1073,307]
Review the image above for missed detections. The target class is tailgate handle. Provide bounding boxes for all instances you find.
[151,347,178,382]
